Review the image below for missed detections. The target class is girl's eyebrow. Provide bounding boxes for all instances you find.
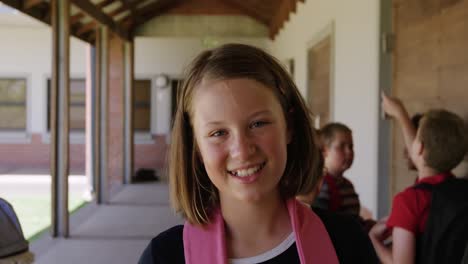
[204,110,274,126]
[205,120,224,126]
[249,110,273,118]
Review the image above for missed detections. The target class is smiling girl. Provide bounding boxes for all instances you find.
[138,44,377,264]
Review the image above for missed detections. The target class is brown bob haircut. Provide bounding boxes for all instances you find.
[169,43,322,225]
[418,109,468,172]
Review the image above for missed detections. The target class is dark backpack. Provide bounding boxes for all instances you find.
[415,178,468,264]
[133,168,159,183]
[0,198,28,258]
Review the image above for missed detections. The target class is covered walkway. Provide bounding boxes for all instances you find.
[30,182,181,264]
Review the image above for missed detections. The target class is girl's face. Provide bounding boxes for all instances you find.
[191,78,290,205]
[323,131,354,176]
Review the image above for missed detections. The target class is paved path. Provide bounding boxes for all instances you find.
[31,182,182,264]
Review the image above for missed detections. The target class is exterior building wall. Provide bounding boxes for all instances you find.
[0,134,85,173]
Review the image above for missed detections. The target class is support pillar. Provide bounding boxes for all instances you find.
[123,41,134,184]
[50,0,70,237]
[95,26,109,204]
[85,44,96,200]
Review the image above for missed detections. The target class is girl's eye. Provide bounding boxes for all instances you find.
[250,121,269,129]
[210,130,226,137]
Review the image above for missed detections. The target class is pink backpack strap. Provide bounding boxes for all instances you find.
[287,199,339,263]
[183,209,227,264]
[184,200,339,264]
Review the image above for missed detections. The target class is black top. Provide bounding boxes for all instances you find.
[138,208,379,264]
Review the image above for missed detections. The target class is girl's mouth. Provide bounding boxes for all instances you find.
[227,162,266,177]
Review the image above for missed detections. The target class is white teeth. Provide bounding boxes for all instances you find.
[230,163,264,177]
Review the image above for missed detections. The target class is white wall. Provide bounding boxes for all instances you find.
[269,1,380,216]
[134,37,269,135]
[0,13,87,135]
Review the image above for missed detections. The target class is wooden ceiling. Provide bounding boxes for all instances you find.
[1,0,304,44]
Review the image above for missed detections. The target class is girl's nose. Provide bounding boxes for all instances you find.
[230,134,256,160]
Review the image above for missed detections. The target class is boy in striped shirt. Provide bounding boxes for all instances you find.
[312,123,361,216]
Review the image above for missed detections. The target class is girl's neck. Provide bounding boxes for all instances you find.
[220,193,292,259]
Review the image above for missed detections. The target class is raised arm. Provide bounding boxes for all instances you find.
[381,93,416,153]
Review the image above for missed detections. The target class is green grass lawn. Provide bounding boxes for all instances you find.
[7,196,86,241]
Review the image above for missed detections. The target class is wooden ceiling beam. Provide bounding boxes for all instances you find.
[71,13,85,24]
[118,0,136,25]
[222,0,270,26]
[96,0,118,8]
[72,24,95,43]
[130,0,182,29]
[120,0,136,14]
[269,0,297,39]
[1,0,94,44]
[71,0,130,40]
[291,0,297,13]
[23,0,45,9]
[76,20,96,35]
[108,4,127,17]
[70,0,115,24]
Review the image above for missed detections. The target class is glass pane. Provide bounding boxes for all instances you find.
[0,106,26,129]
[0,78,26,129]
[70,105,85,131]
[134,80,151,101]
[47,78,86,131]
[134,108,151,131]
[133,80,151,132]
[0,79,26,102]
[70,79,86,104]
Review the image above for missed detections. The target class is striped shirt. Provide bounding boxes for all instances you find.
[313,174,361,216]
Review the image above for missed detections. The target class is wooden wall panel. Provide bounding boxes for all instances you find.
[392,0,468,198]
[308,37,331,128]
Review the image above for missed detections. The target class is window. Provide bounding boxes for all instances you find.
[0,78,27,130]
[133,79,151,133]
[47,79,86,132]
[46,79,152,134]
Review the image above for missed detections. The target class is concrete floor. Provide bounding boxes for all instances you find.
[30,182,183,264]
